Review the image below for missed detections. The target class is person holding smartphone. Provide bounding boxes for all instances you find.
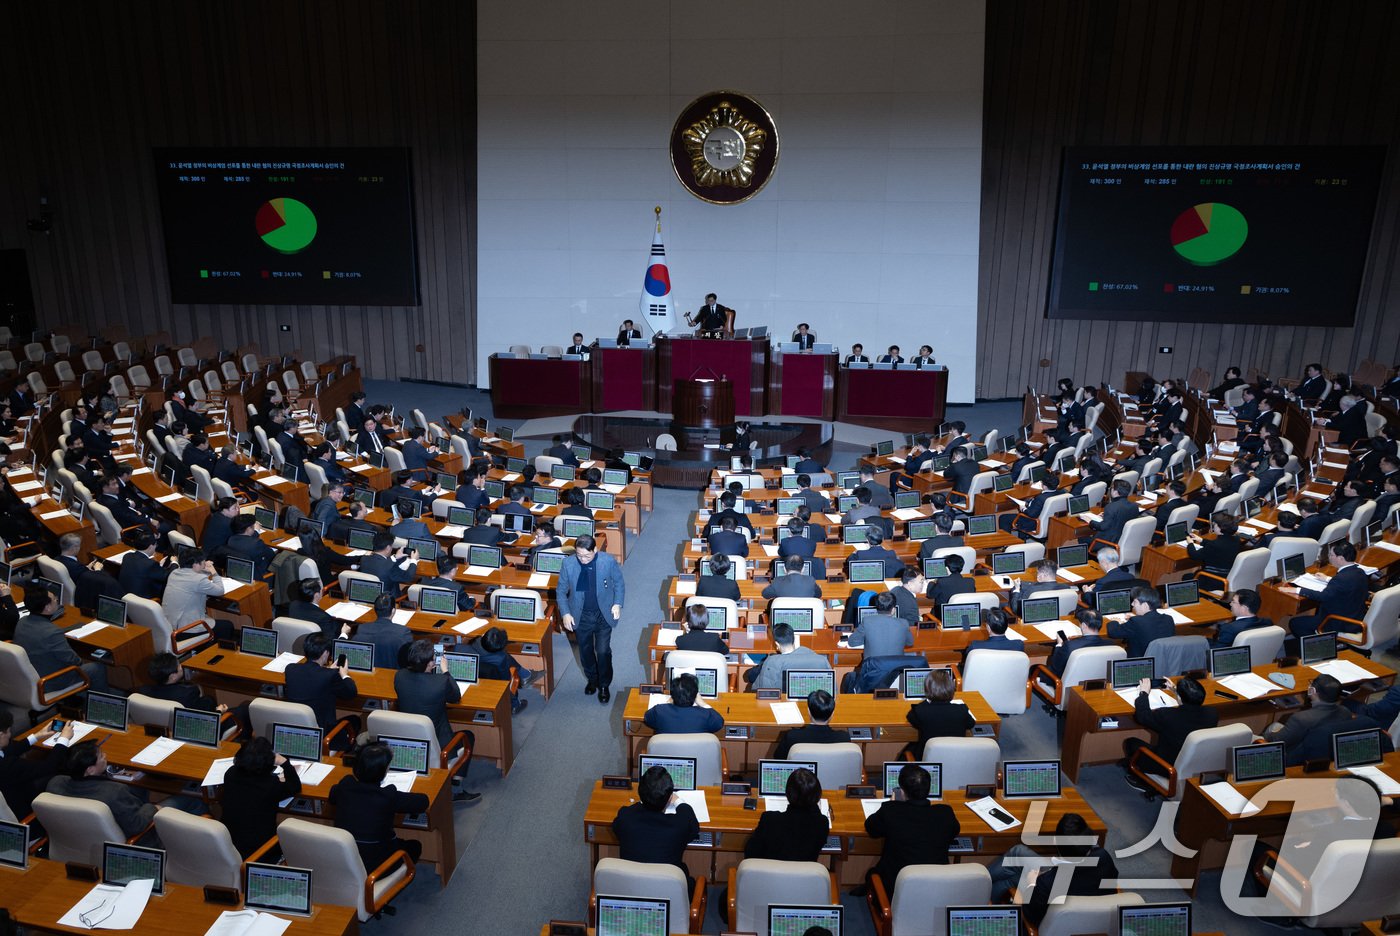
[283,634,359,750]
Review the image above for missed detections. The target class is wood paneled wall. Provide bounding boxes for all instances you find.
[976,0,1400,399]
[0,0,477,383]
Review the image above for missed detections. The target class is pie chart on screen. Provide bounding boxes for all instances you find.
[255,197,318,254]
[1171,202,1247,266]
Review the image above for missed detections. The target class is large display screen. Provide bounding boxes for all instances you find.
[1046,146,1385,324]
[153,148,419,305]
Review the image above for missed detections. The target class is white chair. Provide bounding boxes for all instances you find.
[870,863,992,936]
[508,345,531,357]
[32,793,144,865]
[727,859,836,934]
[1127,723,1254,800]
[769,596,826,629]
[1079,480,1108,507]
[1014,460,1044,484]
[248,698,321,740]
[1002,542,1045,566]
[382,446,407,473]
[647,733,725,787]
[154,355,175,378]
[655,433,678,452]
[922,737,1001,791]
[1198,547,1270,598]
[0,641,89,715]
[1318,517,1351,547]
[1349,501,1377,545]
[539,345,565,358]
[1254,835,1400,930]
[124,592,212,656]
[82,349,105,372]
[1266,536,1321,572]
[34,555,75,608]
[177,347,198,368]
[1036,892,1147,936]
[338,569,382,597]
[241,352,259,373]
[1164,502,1199,530]
[593,858,705,934]
[1330,583,1400,654]
[300,360,319,382]
[1031,645,1126,712]
[963,649,1030,715]
[221,360,242,382]
[956,471,996,509]
[788,742,864,789]
[155,809,267,888]
[190,464,215,504]
[534,455,563,476]
[1113,515,1158,569]
[663,648,732,694]
[113,340,133,361]
[302,460,328,500]
[490,587,544,620]
[127,364,152,390]
[126,693,180,730]
[1025,493,1069,540]
[1143,634,1210,676]
[1235,625,1286,667]
[1215,492,1243,517]
[683,595,738,630]
[23,342,44,362]
[54,360,76,384]
[0,350,15,373]
[272,616,322,655]
[931,545,978,571]
[366,710,470,774]
[1035,587,1081,618]
[1237,477,1260,503]
[276,817,416,922]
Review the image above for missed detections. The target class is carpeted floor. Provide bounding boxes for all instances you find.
[361,379,1374,934]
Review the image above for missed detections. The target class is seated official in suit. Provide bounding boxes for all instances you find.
[45,741,157,838]
[707,516,749,559]
[690,292,733,334]
[1152,480,1190,533]
[917,514,964,560]
[792,474,832,514]
[1001,478,1066,537]
[910,345,935,367]
[398,426,440,477]
[750,622,832,690]
[329,499,375,544]
[864,764,960,887]
[330,742,431,867]
[966,609,1021,654]
[1122,675,1218,791]
[212,444,257,487]
[712,490,756,537]
[352,593,412,668]
[944,446,978,498]
[1264,674,1353,760]
[378,470,433,511]
[778,515,818,558]
[288,577,349,640]
[854,464,895,509]
[927,553,976,606]
[878,345,903,365]
[546,434,579,466]
[1082,546,1140,597]
[118,528,171,600]
[791,322,816,351]
[643,672,724,734]
[774,691,850,759]
[1192,459,1250,517]
[988,813,1120,921]
[1107,585,1175,657]
[1085,479,1140,548]
[904,669,975,756]
[1187,512,1246,580]
[142,648,228,711]
[222,514,277,579]
[762,553,823,600]
[675,603,728,655]
[743,766,829,862]
[218,736,302,858]
[395,639,480,800]
[936,421,971,456]
[13,585,110,692]
[565,332,589,357]
[1288,540,1371,639]
[843,485,882,526]
[617,319,643,344]
[1011,559,1064,616]
[1213,589,1274,648]
[887,567,925,628]
[460,507,508,548]
[202,497,240,554]
[1046,609,1115,678]
[1296,362,1329,402]
[283,634,359,748]
[0,711,71,820]
[792,447,824,475]
[845,527,903,579]
[844,343,870,366]
[360,531,421,595]
[847,591,913,658]
[474,626,530,716]
[613,765,700,878]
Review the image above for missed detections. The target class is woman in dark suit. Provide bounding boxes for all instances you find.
[904,668,975,757]
[328,742,431,868]
[743,767,829,861]
[219,737,300,858]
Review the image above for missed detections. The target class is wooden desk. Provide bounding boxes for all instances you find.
[656,336,769,418]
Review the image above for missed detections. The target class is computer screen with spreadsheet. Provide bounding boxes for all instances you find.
[948,906,1022,936]
[254,505,277,531]
[1165,580,1199,607]
[1232,742,1285,783]
[769,905,843,936]
[901,667,956,699]
[1110,657,1155,690]
[172,707,221,748]
[1096,589,1133,615]
[923,557,949,579]
[226,555,256,585]
[561,517,594,539]
[603,468,630,486]
[1056,543,1089,568]
[907,519,937,541]
[347,528,378,551]
[1279,552,1306,582]
[550,464,576,482]
[993,473,1015,493]
[836,471,860,490]
[0,820,28,870]
[96,595,127,627]
[991,551,1027,575]
[883,761,942,799]
[847,559,885,583]
[842,524,872,545]
[408,536,439,561]
[776,497,802,516]
[1301,632,1338,666]
[875,440,895,457]
[595,895,669,936]
[332,639,375,673]
[784,670,836,700]
[444,652,479,686]
[418,585,459,615]
[444,505,472,527]
[667,667,718,699]
[770,607,814,633]
[484,479,507,500]
[759,759,819,797]
[586,490,616,512]
[1019,596,1060,624]
[85,691,128,731]
[967,515,998,536]
[1210,646,1253,678]
[702,607,728,631]
[1119,901,1191,936]
[244,863,313,917]
[940,603,981,630]
[380,735,431,776]
[1067,495,1090,515]
[347,578,385,603]
[467,545,503,570]
[103,842,165,895]
[271,723,323,763]
[239,625,279,658]
[495,595,537,622]
[1164,521,1189,546]
[637,755,697,791]
[894,490,922,510]
[1333,727,1384,769]
[1000,760,1062,798]
[533,550,567,574]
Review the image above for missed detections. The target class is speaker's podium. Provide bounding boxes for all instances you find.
[673,378,734,429]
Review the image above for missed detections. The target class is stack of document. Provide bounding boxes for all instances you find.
[1114,687,1179,709]
[325,601,370,621]
[204,909,293,936]
[763,797,830,821]
[668,790,710,822]
[131,737,185,766]
[1200,781,1260,816]
[63,621,110,641]
[1216,672,1278,699]
[452,618,488,638]
[1034,621,1081,641]
[1309,658,1376,684]
[1292,572,1332,592]
[261,652,302,673]
[1056,568,1084,583]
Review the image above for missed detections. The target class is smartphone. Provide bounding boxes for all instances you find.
[207,654,225,665]
[336,654,348,669]
[742,797,757,810]
[50,719,66,732]
[433,645,445,669]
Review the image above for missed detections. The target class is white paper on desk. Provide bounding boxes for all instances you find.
[1293,572,1332,592]
[860,799,888,819]
[1323,461,1348,470]
[673,579,697,596]
[769,701,805,725]
[156,492,184,504]
[261,651,302,673]
[381,771,417,793]
[1200,781,1261,816]
[204,909,294,936]
[1007,496,1027,510]
[11,480,42,492]
[1035,621,1081,641]
[113,417,134,426]
[286,761,332,786]
[763,796,831,822]
[1075,512,1098,524]
[968,796,1021,831]
[390,609,415,625]
[482,436,500,444]
[21,495,40,507]
[1002,627,1028,642]
[669,789,710,823]
[761,543,779,557]
[202,756,236,787]
[1309,658,1376,684]
[43,720,97,746]
[260,474,291,486]
[1372,541,1400,555]
[1115,687,1179,709]
[131,736,185,766]
[40,508,70,520]
[525,571,552,589]
[130,467,153,476]
[335,451,355,462]
[1163,608,1194,625]
[452,618,488,638]
[890,507,925,521]
[1199,469,1221,482]
[1347,765,1400,795]
[501,472,522,482]
[1218,672,1278,700]
[1056,568,1084,583]
[349,463,373,473]
[887,455,906,465]
[1359,564,1380,576]
[547,478,567,488]
[1138,490,1161,502]
[1242,519,1277,532]
[601,483,626,494]
[656,628,681,647]
[325,601,371,622]
[6,466,32,477]
[1276,503,1301,515]
[64,621,109,640]
[825,512,844,524]
[58,879,153,930]
[980,459,1003,469]
[275,537,302,550]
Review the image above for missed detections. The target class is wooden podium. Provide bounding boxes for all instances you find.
[673,378,734,428]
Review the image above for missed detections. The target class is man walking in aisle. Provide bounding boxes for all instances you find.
[558,535,625,704]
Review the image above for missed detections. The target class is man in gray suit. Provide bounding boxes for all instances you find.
[856,466,895,510]
[1264,673,1353,760]
[761,554,823,600]
[310,482,346,532]
[13,585,108,692]
[843,486,883,525]
[558,534,625,704]
[846,591,914,658]
[752,622,832,690]
[46,741,156,837]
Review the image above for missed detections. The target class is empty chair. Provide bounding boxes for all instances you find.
[248,697,320,739]
[0,350,15,373]
[1112,515,1158,568]
[931,545,978,571]
[272,616,322,655]
[32,793,143,864]
[26,372,47,397]
[727,858,837,934]
[190,464,215,504]
[922,736,1000,791]
[276,817,416,922]
[655,433,677,451]
[1036,892,1147,936]
[868,863,993,936]
[240,352,259,372]
[1079,480,1108,507]
[1317,517,1351,547]
[507,344,531,357]
[788,742,864,788]
[539,345,564,358]
[126,692,182,730]
[221,359,242,382]
[127,364,152,390]
[1349,500,1377,545]
[23,342,44,362]
[82,349,105,372]
[1002,541,1046,566]
[382,446,407,473]
[1234,625,1286,666]
[963,649,1030,715]
[1143,634,1210,676]
[1256,837,1400,929]
[1031,644,1125,712]
[1127,722,1253,799]
[125,592,212,656]
[647,733,725,787]
[593,858,705,934]
[54,360,76,384]
[300,359,318,382]
[1198,547,1270,598]
[176,347,198,368]
[154,355,175,377]
[34,555,75,608]
[0,641,89,715]
[155,809,265,888]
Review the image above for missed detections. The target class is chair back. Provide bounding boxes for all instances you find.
[1080,481,1108,507]
[889,863,992,936]
[1052,645,1126,711]
[1351,584,1400,653]
[593,858,690,928]
[272,616,321,655]
[177,347,199,368]
[1036,587,1080,617]
[1143,634,1210,677]
[491,587,544,619]
[662,649,731,694]
[154,810,242,888]
[154,355,175,377]
[1237,477,1260,503]
[733,859,832,933]
[35,555,75,608]
[127,693,180,729]
[1318,517,1351,546]
[249,698,319,739]
[1235,625,1286,667]
[367,709,444,763]
[1166,723,1255,800]
[922,736,1000,791]
[82,350,105,371]
[683,595,738,630]
[930,546,977,570]
[534,455,563,475]
[301,461,328,500]
[655,433,677,451]
[300,360,319,382]
[1037,892,1146,936]
[190,464,215,504]
[0,642,63,710]
[647,733,723,787]
[383,447,407,473]
[1267,536,1321,571]
[1031,494,1069,538]
[769,596,826,628]
[963,649,1030,714]
[87,501,125,547]
[32,793,126,864]
[338,569,382,595]
[965,471,996,501]
[276,817,379,922]
[1002,542,1045,565]
[1303,838,1400,928]
[788,742,863,789]
[507,345,531,357]
[241,352,258,373]
[1349,500,1377,545]
[1165,502,1199,529]
[1014,460,1043,484]
[1115,515,1158,567]
[23,342,44,363]
[221,360,241,382]
[1224,547,1271,591]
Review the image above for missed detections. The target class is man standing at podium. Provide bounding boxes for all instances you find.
[689,292,733,335]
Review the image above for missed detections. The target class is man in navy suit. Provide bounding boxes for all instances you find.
[1213,589,1274,648]
[202,497,240,553]
[359,532,419,596]
[966,609,1022,655]
[307,442,346,485]
[927,553,976,607]
[944,446,979,497]
[400,427,440,477]
[1153,480,1189,533]
[455,470,490,512]
[1107,586,1175,657]
[707,516,749,558]
[712,490,756,537]
[1289,541,1371,639]
[546,435,579,466]
[778,517,816,560]
[846,526,903,579]
[117,528,170,599]
[1296,363,1329,402]
[792,448,824,475]
[642,673,724,734]
[1047,609,1116,677]
[791,323,816,351]
[1082,546,1139,598]
[793,475,832,514]
[1002,480,1065,537]
[350,594,412,669]
[1297,498,1329,540]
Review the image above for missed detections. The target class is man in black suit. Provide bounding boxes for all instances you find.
[1011,559,1064,616]
[169,390,210,431]
[1185,511,1244,578]
[696,553,742,601]
[1296,498,1329,540]
[1047,609,1116,677]
[966,609,1022,653]
[1080,547,1137,598]
[328,743,432,867]
[223,514,277,579]
[343,392,368,436]
[775,690,850,758]
[306,442,346,485]
[617,319,643,344]
[359,531,419,595]
[566,332,589,356]
[762,554,823,599]
[545,435,579,466]
[271,416,308,476]
[612,766,700,877]
[81,414,116,467]
[712,490,756,537]
[878,345,903,365]
[377,470,431,511]
[792,474,831,514]
[792,447,824,475]
[988,813,1120,923]
[1232,384,1260,422]
[0,709,71,820]
[1213,588,1274,648]
[1296,362,1329,402]
[284,634,359,745]
[918,514,964,559]
[927,553,976,607]
[1107,586,1175,657]
[1288,540,1371,639]
[497,486,531,517]
[778,516,817,559]
[212,445,258,488]
[330,499,376,543]
[1256,510,1304,549]
[864,764,959,888]
[1001,478,1065,537]
[887,567,925,628]
[911,345,936,367]
[1209,367,1247,400]
[844,343,870,366]
[846,526,902,579]
[1115,437,1155,478]
[856,465,895,509]
[944,446,978,498]
[461,508,506,547]
[355,415,388,461]
[674,603,728,654]
[1152,388,1185,431]
[690,293,732,334]
[1122,675,1218,791]
[1327,394,1370,446]
[707,516,749,559]
[1254,450,1289,495]
[791,323,816,351]
[96,474,156,536]
[288,578,350,640]
[351,594,412,668]
[936,421,971,456]
[1085,479,1140,547]
[117,528,171,600]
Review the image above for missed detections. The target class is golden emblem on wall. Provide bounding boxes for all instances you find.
[670,91,779,205]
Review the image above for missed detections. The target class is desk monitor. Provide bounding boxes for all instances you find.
[253,505,277,531]
[1030,466,1051,485]
[784,669,836,701]
[585,490,615,512]
[528,485,559,507]
[171,707,221,748]
[836,494,858,513]
[296,516,326,539]
[722,473,755,491]
[395,497,423,520]
[333,639,376,673]
[1095,588,1133,615]
[239,624,279,658]
[883,761,942,799]
[1333,727,1384,769]
[847,558,885,584]
[1165,580,1199,608]
[1301,632,1338,666]
[621,451,642,469]
[1001,759,1062,798]
[922,557,950,579]
[280,463,302,484]
[1210,646,1253,679]
[347,577,385,603]
[1232,742,1286,783]
[596,895,669,936]
[347,528,378,551]
[467,545,504,570]
[1164,521,1189,546]
[570,443,590,463]
[0,820,28,870]
[892,490,920,510]
[901,668,933,699]
[784,455,802,470]
[779,474,800,491]
[1056,543,1089,568]
[0,560,10,586]
[603,467,630,487]
[701,606,728,631]
[96,595,127,627]
[931,455,951,474]
[759,759,820,797]
[842,524,872,545]
[178,477,200,501]
[907,519,937,541]
[993,473,1015,493]
[484,479,507,500]
[667,667,718,699]
[533,550,567,574]
[1278,553,1306,582]
[770,606,814,633]
[857,605,881,625]
[940,603,982,630]
[1066,495,1091,516]
[948,906,1021,936]
[561,517,594,539]
[434,471,456,492]
[502,512,535,534]
[226,555,256,585]
[350,487,377,510]
[699,558,737,581]
[408,537,439,561]
[495,594,538,623]
[505,456,527,474]
[769,905,843,936]
[271,723,323,763]
[991,551,1027,576]
[1119,902,1191,936]
[418,585,459,615]
[85,691,129,732]
[1019,596,1060,624]
[550,463,576,483]
[444,651,479,687]
[637,754,697,792]
[775,497,802,516]
[103,842,165,895]
[966,515,997,537]
[1110,657,1155,690]
[836,471,861,490]
[244,863,314,918]
[380,734,431,776]
[875,440,895,457]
